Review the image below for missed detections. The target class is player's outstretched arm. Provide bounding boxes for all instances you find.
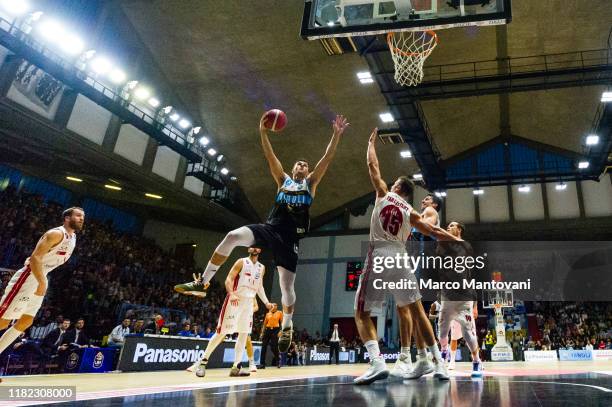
[30,229,63,296]
[308,115,349,193]
[259,113,285,187]
[410,211,460,241]
[367,128,388,198]
[257,266,275,310]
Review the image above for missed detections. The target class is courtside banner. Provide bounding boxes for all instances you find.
[361,349,400,363]
[593,350,612,360]
[306,347,355,365]
[524,350,558,362]
[558,349,593,361]
[118,335,261,371]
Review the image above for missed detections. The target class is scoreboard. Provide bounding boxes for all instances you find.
[346,261,363,291]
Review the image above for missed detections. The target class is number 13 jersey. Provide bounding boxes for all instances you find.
[369,192,414,244]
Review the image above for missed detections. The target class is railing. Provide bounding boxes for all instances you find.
[422,49,611,84]
[0,16,211,162]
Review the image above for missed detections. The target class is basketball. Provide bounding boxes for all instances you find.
[262,109,287,132]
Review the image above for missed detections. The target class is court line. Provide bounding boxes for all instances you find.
[455,378,612,393]
[211,381,352,395]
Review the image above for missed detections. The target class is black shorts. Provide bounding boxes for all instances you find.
[246,224,299,272]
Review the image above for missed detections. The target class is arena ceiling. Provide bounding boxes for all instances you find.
[117,0,612,222]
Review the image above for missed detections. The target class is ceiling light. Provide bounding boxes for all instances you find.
[198,136,210,146]
[178,119,191,129]
[192,126,201,135]
[518,185,531,193]
[66,176,82,182]
[585,134,599,146]
[108,68,126,84]
[162,106,173,114]
[134,87,150,100]
[360,78,374,84]
[216,154,224,163]
[1,0,30,16]
[473,188,484,195]
[379,113,394,123]
[30,11,43,22]
[357,71,372,80]
[555,182,567,191]
[412,173,422,180]
[230,176,237,181]
[169,113,180,122]
[434,191,446,198]
[601,91,612,103]
[104,184,121,191]
[220,168,229,175]
[90,57,112,75]
[145,193,162,199]
[192,244,197,248]
[59,34,84,55]
[207,148,217,156]
[400,150,412,158]
[578,161,589,169]
[148,97,160,108]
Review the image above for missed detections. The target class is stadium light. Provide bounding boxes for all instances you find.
[134,87,150,101]
[230,176,237,181]
[434,191,446,198]
[169,113,180,122]
[198,136,210,146]
[145,193,162,199]
[90,57,112,74]
[412,173,422,180]
[192,244,197,248]
[29,11,43,22]
[602,91,612,103]
[473,188,484,195]
[578,161,589,169]
[400,150,412,158]
[585,134,599,146]
[108,68,126,84]
[192,126,202,135]
[38,19,63,42]
[518,185,531,193]
[207,148,217,156]
[59,33,84,55]
[1,0,31,16]
[220,168,229,175]
[66,176,82,182]
[148,97,160,108]
[217,154,224,163]
[357,71,374,84]
[379,112,394,123]
[178,119,191,129]
[555,182,567,191]
[104,184,122,191]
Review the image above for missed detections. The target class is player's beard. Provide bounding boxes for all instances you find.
[69,219,84,231]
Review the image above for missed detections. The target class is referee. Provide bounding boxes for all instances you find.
[260,304,282,368]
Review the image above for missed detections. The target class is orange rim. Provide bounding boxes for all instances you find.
[387,30,438,57]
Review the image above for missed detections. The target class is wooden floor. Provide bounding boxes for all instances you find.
[0,361,611,406]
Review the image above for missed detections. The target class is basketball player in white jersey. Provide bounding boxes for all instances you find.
[176,113,349,354]
[353,129,459,385]
[436,221,483,378]
[0,207,83,361]
[195,247,275,377]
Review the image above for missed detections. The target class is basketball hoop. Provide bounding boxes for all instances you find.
[387,30,438,87]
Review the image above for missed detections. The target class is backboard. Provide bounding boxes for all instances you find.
[301,0,512,40]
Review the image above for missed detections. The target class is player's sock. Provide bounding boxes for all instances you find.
[450,350,456,364]
[428,344,443,363]
[417,348,428,360]
[401,346,411,357]
[233,333,248,368]
[364,340,381,360]
[0,327,22,354]
[281,313,293,329]
[201,261,220,285]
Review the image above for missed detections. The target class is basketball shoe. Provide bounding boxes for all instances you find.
[390,353,413,378]
[403,357,434,379]
[354,357,389,385]
[174,273,209,297]
[230,366,250,377]
[278,323,293,353]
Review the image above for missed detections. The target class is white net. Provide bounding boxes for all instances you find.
[387,30,438,87]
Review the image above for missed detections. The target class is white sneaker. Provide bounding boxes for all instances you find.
[354,357,389,385]
[195,361,207,377]
[249,361,257,372]
[448,359,456,370]
[186,361,199,372]
[433,360,449,380]
[403,357,434,379]
[390,353,413,378]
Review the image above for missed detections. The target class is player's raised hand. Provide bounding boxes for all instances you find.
[369,127,378,144]
[265,302,276,310]
[333,115,349,137]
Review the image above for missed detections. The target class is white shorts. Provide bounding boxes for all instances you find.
[0,267,45,321]
[439,301,474,342]
[216,294,254,335]
[355,244,421,313]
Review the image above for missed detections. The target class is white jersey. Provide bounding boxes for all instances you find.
[27,226,76,276]
[369,192,414,244]
[233,257,264,299]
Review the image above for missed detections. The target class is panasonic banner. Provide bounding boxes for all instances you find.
[558,349,593,361]
[306,347,356,365]
[524,350,558,362]
[118,335,261,372]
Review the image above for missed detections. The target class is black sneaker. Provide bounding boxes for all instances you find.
[278,324,293,353]
[230,366,250,377]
